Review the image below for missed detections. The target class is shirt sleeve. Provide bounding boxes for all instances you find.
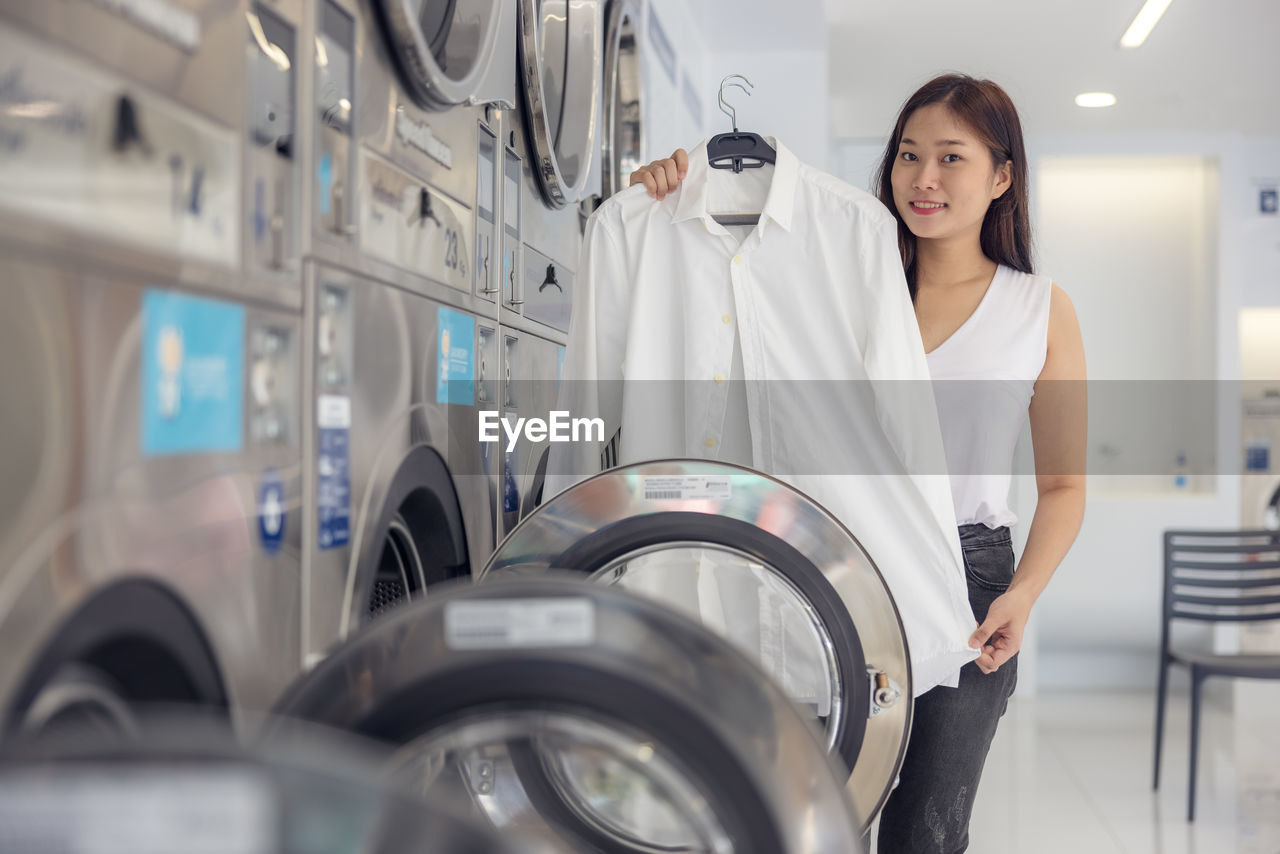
[542,207,630,499]
[858,215,951,483]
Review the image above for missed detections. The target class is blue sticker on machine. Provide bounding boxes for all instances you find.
[317,394,351,550]
[141,289,244,456]
[318,152,333,216]
[1245,440,1270,472]
[436,306,475,405]
[258,469,286,555]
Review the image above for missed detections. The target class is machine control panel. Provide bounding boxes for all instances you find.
[249,322,294,445]
[314,0,355,242]
[359,151,471,292]
[476,124,499,301]
[502,145,522,311]
[0,24,237,265]
[477,326,497,405]
[246,4,297,273]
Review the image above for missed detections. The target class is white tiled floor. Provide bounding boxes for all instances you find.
[886,689,1280,853]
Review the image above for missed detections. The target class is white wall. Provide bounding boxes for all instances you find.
[635,4,832,172]
[832,138,887,194]
[1023,133,1280,690]
[638,0,713,167]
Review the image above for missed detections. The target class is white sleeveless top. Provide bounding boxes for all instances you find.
[926,264,1053,529]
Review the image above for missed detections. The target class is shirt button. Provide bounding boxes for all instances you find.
[705,437,717,448]
[721,314,731,325]
[733,255,743,265]
[714,373,725,384]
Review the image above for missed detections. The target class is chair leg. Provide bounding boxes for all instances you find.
[1153,657,1170,790]
[1187,668,1204,822]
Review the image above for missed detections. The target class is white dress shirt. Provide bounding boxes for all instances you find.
[546,139,979,694]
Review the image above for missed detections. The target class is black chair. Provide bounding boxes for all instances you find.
[1153,529,1280,821]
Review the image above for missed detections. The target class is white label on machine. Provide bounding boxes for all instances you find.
[445,598,595,650]
[316,394,351,429]
[0,767,275,854]
[641,475,732,502]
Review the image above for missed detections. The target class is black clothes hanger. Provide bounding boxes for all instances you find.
[706,75,774,227]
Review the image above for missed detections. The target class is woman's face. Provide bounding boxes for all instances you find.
[890,103,1011,244]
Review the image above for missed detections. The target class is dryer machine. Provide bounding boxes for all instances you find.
[484,460,914,831]
[0,2,306,737]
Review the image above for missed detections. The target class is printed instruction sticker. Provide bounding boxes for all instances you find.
[317,394,351,550]
[141,289,244,456]
[435,306,475,405]
[444,598,596,650]
[641,475,733,502]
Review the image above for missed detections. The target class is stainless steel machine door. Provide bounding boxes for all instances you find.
[272,577,866,853]
[376,0,506,109]
[1,712,516,854]
[482,460,913,830]
[601,0,643,199]
[517,0,602,208]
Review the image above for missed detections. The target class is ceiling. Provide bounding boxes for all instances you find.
[690,0,1280,140]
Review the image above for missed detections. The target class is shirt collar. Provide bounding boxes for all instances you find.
[671,136,799,233]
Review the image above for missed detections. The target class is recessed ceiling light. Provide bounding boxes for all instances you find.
[1075,92,1117,108]
[1120,0,1173,48]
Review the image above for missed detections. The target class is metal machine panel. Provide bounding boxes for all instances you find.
[302,263,494,665]
[494,329,566,534]
[0,260,304,730]
[312,0,357,247]
[0,25,239,270]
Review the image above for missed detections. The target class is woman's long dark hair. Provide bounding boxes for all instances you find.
[872,74,1033,300]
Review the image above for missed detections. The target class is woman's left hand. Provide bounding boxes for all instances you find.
[968,589,1034,674]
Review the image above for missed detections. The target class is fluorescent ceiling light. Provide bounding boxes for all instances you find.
[1120,0,1173,48]
[1075,92,1117,108]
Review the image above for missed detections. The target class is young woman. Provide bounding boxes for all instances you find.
[630,74,1087,853]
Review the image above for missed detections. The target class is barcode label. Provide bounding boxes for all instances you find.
[641,476,732,501]
[444,598,595,650]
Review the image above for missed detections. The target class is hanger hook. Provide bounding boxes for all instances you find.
[718,74,754,132]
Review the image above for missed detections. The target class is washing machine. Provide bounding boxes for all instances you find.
[0,2,306,738]
[273,575,867,852]
[486,0,608,542]
[483,460,913,831]
[298,0,528,668]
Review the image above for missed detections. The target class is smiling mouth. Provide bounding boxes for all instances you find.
[910,202,947,211]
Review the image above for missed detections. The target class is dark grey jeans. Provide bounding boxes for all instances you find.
[875,524,1020,854]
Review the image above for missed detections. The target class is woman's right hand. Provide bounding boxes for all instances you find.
[628,149,689,200]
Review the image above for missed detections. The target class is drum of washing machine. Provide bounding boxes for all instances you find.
[517,0,603,208]
[271,576,866,853]
[0,709,513,854]
[374,0,516,109]
[482,459,912,830]
[601,0,644,199]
